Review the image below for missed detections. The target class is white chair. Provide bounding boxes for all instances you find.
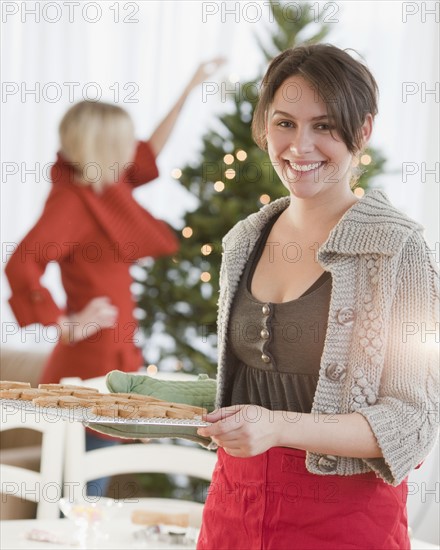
[0,404,67,519]
[61,374,218,526]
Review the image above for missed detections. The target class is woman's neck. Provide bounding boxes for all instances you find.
[284,188,359,235]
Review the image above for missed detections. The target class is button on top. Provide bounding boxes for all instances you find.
[317,454,338,472]
[337,307,355,326]
[260,328,270,340]
[261,354,271,364]
[325,363,347,382]
[262,304,271,316]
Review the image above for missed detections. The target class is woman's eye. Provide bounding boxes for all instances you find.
[278,121,293,128]
[316,124,334,130]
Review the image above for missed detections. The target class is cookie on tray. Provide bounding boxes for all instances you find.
[38,383,99,393]
[33,396,61,407]
[168,403,207,416]
[58,396,96,409]
[135,405,168,419]
[0,389,24,399]
[117,403,142,419]
[0,381,31,390]
[93,395,120,405]
[91,403,120,419]
[166,408,196,420]
[111,392,162,403]
[50,389,77,396]
[71,390,103,400]
[19,388,56,400]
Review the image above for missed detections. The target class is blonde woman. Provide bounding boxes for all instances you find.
[5,59,223,495]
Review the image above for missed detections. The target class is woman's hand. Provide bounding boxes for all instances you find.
[148,57,226,157]
[58,297,118,343]
[184,58,226,93]
[197,405,282,457]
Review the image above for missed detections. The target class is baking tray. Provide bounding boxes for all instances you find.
[0,399,210,427]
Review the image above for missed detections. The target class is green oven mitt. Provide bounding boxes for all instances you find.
[106,370,217,411]
[86,371,218,449]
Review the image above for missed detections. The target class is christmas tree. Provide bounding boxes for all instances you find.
[137,1,386,376]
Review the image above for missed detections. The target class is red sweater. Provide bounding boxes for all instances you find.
[5,141,178,383]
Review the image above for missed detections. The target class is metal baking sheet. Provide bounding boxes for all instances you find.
[0,399,210,427]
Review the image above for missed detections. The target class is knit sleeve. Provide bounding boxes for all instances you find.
[4,186,87,327]
[356,232,439,486]
[124,141,159,188]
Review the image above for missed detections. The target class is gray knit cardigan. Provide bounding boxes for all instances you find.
[215,189,439,486]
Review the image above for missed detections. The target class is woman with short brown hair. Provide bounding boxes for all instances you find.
[197,44,438,550]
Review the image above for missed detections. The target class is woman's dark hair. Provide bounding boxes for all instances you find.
[252,43,379,156]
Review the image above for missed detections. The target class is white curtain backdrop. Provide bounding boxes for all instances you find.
[1,1,439,543]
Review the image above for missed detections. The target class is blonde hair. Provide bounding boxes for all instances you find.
[59,101,136,193]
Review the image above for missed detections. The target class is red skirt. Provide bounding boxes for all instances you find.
[197,447,409,550]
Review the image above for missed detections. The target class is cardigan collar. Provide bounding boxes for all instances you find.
[237,189,423,263]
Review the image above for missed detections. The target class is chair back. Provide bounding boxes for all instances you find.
[0,406,66,519]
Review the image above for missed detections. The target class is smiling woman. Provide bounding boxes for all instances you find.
[196,44,439,550]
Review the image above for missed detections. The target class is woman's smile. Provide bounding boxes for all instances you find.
[283,159,327,178]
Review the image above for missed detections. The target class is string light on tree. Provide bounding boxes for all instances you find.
[225,169,235,179]
[214,181,225,192]
[201,244,213,256]
[182,227,193,238]
[200,272,211,282]
[354,187,365,198]
[223,154,234,165]
[171,168,182,179]
[360,154,372,165]
[236,150,247,161]
[146,364,158,375]
[260,194,271,205]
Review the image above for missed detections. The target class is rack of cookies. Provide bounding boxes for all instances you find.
[0,381,209,427]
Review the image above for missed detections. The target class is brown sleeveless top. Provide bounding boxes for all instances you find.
[227,212,332,413]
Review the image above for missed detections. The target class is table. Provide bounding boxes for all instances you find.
[1,498,203,549]
[2,519,438,550]
[0,518,198,549]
